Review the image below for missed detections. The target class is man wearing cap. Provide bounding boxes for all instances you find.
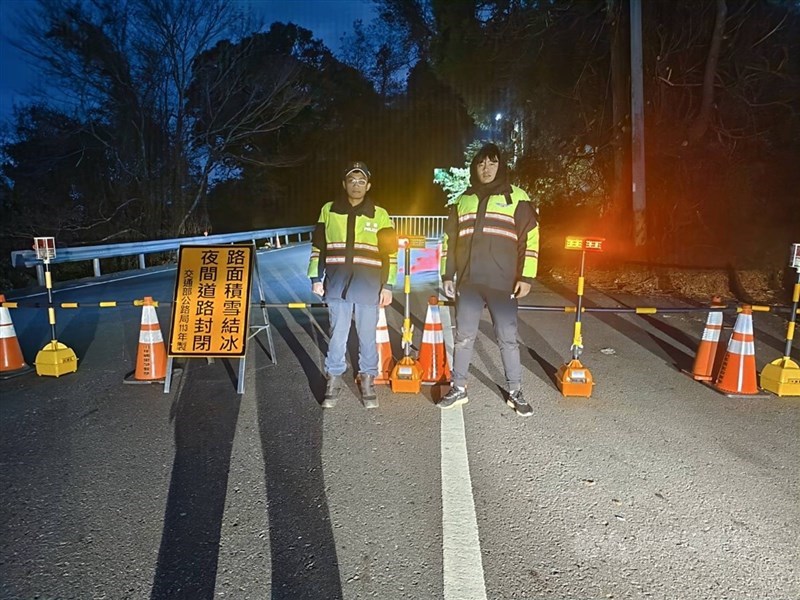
[438,143,540,417]
[308,162,398,409]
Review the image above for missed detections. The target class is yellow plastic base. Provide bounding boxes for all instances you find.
[556,359,594,397]
[390,357,423,394]
[760,358,800,397]
[35,341,78,377]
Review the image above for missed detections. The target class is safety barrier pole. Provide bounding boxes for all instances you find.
[391,235,426,393]
[7,297,798,317]
[0,300,330,309]
[31,237,78,377]
[759,243,800,396]
[556,237,603,397]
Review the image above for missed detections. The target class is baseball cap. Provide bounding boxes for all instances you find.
[343,161,371,180]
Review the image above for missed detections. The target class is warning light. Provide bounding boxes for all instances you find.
[565,237,584,250]
[34,237,56,260]
[564,236,605,252]
[584,239,604,252]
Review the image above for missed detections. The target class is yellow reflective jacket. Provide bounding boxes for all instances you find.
[308,198,398,304]
[441,184,539,291]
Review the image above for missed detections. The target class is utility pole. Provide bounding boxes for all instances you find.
[630,0,646,247]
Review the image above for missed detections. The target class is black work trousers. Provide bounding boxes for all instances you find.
[451,283,521,390]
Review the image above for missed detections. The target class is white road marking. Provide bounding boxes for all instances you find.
[438,298,488,600]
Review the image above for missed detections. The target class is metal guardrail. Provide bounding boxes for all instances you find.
[9,216,448,286]
[392,215,447,240]
[11,226,314,286]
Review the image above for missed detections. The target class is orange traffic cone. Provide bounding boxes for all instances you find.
[419,296,451,385]
[124,296,168,384]
[0,294,33,379]
[375,305,394,384]
[690,296,725,381]
[713,305,759,395]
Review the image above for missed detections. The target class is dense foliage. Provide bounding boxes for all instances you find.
[1,0,798,289]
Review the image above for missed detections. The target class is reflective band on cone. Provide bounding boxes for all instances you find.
[124,297,168,383]
[419,296,450,384]
[0,294,33,378]
[713,306,759,395]
[375,306,394,384]
[690,299,724,381]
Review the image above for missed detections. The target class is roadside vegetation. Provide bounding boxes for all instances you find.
[1,0,798,295]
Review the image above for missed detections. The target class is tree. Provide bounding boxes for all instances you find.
[2,104,140,241]
[203,22,386,229]
[338,17,415,99]
[3,0,309,240]
[183,32,310,233]
[642,0,800,263]
[376,0,800,264]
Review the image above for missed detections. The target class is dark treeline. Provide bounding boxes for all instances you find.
[1,0,799,289]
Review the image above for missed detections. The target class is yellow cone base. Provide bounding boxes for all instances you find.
[556,359,594,397]
[390,356,423,394]
[760,358,800,397]
[35,341,78,377]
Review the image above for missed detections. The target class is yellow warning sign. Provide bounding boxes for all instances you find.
[168,245,253,357]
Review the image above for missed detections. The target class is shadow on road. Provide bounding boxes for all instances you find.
[151,359,242,599]
[149,301,342,600]
[255,307,343,599]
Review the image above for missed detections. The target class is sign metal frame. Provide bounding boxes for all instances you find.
[163,243,275,396]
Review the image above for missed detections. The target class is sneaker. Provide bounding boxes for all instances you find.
[322,374,342,408]
[506,389,533,417]
[359,374,379,409]
[438,385,468,409]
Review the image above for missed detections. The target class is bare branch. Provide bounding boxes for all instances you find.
[751,11,788,49]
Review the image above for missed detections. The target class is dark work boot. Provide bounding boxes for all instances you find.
[359,373,378,409]
[322,374,342,408]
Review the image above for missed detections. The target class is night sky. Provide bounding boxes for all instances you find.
[0,0,375,123]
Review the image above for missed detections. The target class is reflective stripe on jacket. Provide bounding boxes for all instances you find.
[308,198,398,304]
[440,185,539,291]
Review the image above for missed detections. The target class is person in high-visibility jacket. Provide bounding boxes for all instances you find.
[308,161,398,409]
[438,143,539,417]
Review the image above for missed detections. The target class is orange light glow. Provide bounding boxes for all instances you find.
[565,237,584,250]
[564,236,605,252]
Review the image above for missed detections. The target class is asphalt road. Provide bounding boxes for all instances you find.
[1,243,798,599]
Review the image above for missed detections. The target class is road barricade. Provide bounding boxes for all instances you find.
[712,305,763,396]
[419,295,450,386]
[375,306,394,384]
[0,294,33,379]
[124,296,168,384]
[688,296,725,381]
